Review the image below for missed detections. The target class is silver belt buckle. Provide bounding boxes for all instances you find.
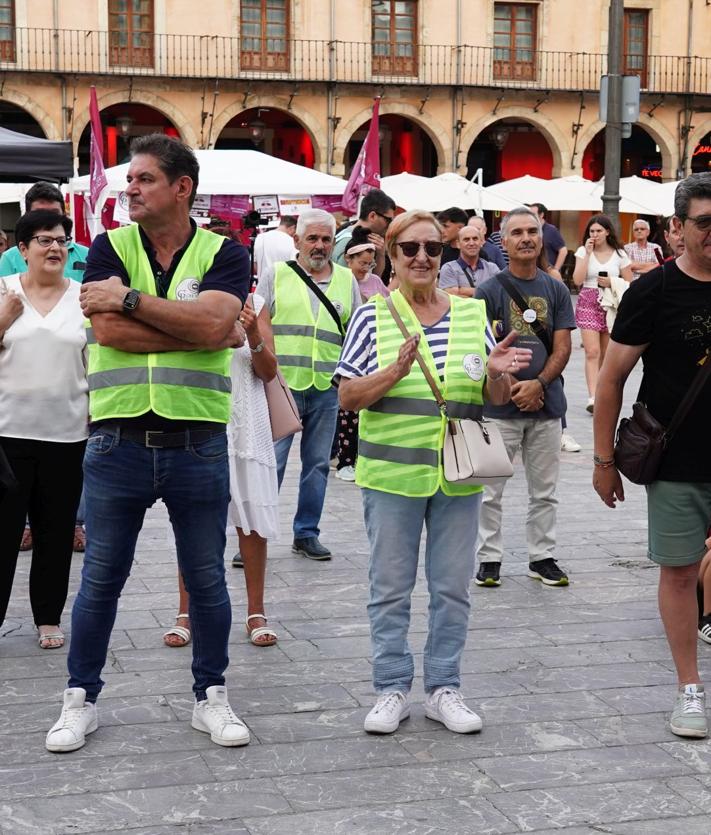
[145,431,162,448]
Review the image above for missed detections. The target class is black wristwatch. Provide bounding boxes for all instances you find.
[122,289,141,313]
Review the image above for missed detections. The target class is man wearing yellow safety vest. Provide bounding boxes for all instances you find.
[256,209,361,560]
[46,135,252,754]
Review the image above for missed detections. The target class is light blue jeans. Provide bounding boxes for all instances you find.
[275,385,339,540]
[362,487,482,694]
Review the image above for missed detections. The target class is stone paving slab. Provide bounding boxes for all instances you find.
[5,335,711,833]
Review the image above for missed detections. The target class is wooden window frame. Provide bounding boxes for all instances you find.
[623,8,649,88]
[371,0,418,77]
[240,0,290,72]
[493,2,538,82]
[109,0,154,69]
[0,0,15,62]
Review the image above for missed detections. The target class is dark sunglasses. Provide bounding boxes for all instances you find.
[396,240,444,258]
[685,214,711,232]
[374,211,393,226]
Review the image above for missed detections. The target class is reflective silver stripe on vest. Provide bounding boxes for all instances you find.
[88,367,150,390]
[151,367,232,393]
[314,360,338,373]
[272,324,342,347]
[358,440,439,468]
[85,327,96,345]
[369,398,483,420]
[279,355,312,368]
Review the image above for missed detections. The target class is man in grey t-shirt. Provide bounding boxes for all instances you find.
[474,207,575,589]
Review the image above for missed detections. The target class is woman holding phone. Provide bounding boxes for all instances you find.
[572,214,633,414]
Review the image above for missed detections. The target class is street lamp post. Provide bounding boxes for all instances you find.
[602,0,624,230]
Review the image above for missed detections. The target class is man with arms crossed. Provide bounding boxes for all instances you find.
[594,173,711,738]
[46,135,251,752]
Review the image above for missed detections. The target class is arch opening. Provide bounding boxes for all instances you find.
[466,119,554,184]
[214,107,315,169]
[344,114,438,178]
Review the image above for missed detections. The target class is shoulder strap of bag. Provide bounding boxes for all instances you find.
[456,257,476,288]
[384,295,448,414]
[496,273,553,356]
[286,259,346,340]
[666,348,711,441]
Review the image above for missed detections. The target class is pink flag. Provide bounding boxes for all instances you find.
[89,86,108,212]
[342,97,381,215]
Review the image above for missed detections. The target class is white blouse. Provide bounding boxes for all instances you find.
[0,274,88,442]
[574,247,631,289]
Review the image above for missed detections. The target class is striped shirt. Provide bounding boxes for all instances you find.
[335,301,496,380]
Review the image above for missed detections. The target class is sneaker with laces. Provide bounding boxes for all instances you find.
[475,562,501,587]
[560,433,582,453]
[700,615,711,645]
[335,465,356,482]
[528,558,569,586]
[364,691,410,734]
[192,685,250,747]
[425,687,482,734]
[46,687,98,752]
[670,683,707,738]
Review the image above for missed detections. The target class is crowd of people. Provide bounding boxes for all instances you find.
[1,131,710,751]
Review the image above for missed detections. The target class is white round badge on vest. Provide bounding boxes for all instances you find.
[331,300,344,316]
[175,278,200,301]
[523,308,537,324]
[462,353,484,382]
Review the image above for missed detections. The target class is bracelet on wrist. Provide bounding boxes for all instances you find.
[593,454,616,468]
[487,370,508,383]
[250,339,265,354]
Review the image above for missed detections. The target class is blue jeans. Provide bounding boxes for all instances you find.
[67,428,231,702]
[275,386,338,540]
[362,487,482,694]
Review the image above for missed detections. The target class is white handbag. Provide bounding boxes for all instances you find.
[385,296,513,486]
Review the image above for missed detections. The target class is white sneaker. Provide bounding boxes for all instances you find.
[364,691,410,734]
[586,397,595,414]
[425,687,482,734]
[335,465,356,482]
[46,687,98,752]
[560,433,581,453]
[192,685,250,747]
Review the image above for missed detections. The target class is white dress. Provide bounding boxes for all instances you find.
[226,294,279,540]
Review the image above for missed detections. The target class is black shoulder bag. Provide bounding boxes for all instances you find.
[496,273,553,356]
[615,351,711,484]
[286,260,346,342]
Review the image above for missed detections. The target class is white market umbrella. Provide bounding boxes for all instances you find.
[70,149,347,196]
[0,182,30,205]
[380,171,517,212]
[486,175,601,211]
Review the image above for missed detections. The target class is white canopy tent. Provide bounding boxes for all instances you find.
[486,175,601,211]
[0,183,30,206]
[380,171,517,212]
[70,149,347,197]
[591,176,678,217]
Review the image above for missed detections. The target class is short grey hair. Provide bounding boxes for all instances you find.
[500,207,541,239]
[295,209,336,238]
[632,218,650,229]
[674,173,711,221]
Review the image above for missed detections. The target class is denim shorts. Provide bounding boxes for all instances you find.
[646,480,711,567]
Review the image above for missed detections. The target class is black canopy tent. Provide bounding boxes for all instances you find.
[0,127,73,182]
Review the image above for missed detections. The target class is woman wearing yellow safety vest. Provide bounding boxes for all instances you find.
[337,210,532,735]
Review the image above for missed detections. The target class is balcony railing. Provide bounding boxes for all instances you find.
[0,28,709,96]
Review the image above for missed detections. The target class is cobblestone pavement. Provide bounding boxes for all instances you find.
[4,332,711,834]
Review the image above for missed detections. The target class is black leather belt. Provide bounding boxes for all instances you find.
[100,424,225,449]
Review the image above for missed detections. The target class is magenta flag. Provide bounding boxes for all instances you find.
[89,87,108,212]
[341,97,381,215]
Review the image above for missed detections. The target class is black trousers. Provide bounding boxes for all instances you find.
[0,436,85,627]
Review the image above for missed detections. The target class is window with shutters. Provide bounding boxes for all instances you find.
[623,9,649,88]
[240,0,289,71]
[493,3,537,81]
[109,0,154,68]
[372,0,417,76]
[0,0,15,62]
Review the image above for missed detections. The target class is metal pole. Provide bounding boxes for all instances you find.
[602,0,624,230]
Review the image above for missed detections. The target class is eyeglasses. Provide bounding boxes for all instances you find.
[30,235,72,248]
[396,240,444,258]
[684,215,711,232]
[374,211,393,226]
